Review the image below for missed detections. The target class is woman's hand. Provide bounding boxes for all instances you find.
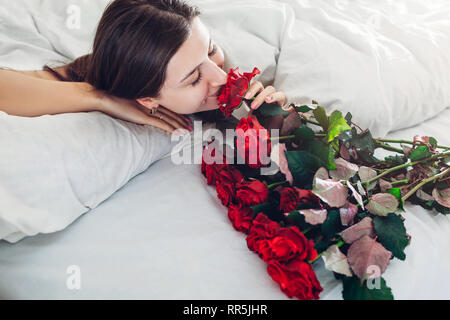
[243,81,288,110]
[97,94,192,134]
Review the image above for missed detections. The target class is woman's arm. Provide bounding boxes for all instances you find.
[0,69,102,117]
[0,68,191,133]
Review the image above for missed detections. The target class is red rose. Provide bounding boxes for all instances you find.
[202,141,228,185]
[227,203,255,234]
[236,116,271,169]
[246,213,281,252]
[269,227,318,262]
[235,180,269,207]
[279,187,299,213]
[267,258,323,300]
[295,188,322,207]
[218,67,260,117]
[216,166,244,207]
[250,224,318,262]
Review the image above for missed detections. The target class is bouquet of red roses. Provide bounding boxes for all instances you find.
[202,66,450,300]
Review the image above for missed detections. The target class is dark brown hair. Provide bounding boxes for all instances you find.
[44,0,224,122]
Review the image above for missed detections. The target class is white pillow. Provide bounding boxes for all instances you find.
[0,110,175,243]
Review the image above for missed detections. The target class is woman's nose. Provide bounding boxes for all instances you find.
[210,63,227,86]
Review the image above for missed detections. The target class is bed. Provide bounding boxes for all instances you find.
[0,0,449,300]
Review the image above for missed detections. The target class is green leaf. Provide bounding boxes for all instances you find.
[292,104,313,113]
[287,211,312,230]
[373,214,409,261]
[443,156,450,167]
[328,110,352,143]
[342,276,394,300]
[294,125,315,142]
[384,154,407,167]
[251,202,272,216]
[434,202,450,215]
[321,210,343,240]
[313,106,329,132]
[344,112,353,126]
[429,137,438,149]
[410,145,431,161]
[285,150,322,189]
[387,188,404,210]
[309,140,336,170]
[253,101,290,118]
[338,127,379,164]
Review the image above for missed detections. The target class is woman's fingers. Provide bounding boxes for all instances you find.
[265,91,287,108]
[146,117,177,134]
[249,84,276,110]
[157,107,192,129]
[149,110,187,132]
[244,81,264,100]
[243,81,287,110]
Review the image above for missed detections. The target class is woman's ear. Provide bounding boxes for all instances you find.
[136,97,159,113]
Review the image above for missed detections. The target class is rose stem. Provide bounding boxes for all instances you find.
[269,133,326,141]
[390,179,410,187]
[361,151,450,187]
[401,167,450,202]
[376,138,450,150]
[308,240,345,264]
[267,181,287,189]
[374,141,404,154]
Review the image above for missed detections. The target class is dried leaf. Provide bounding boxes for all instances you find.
[358,166,377,191]
[357,180,366,196]
[416,189,434,202]
[340,144,351,161]
[432,188,450,208]
[347,235,392,280]
[321,244,352,277]
[299,209,328,225]
[312,178,348,208]
[339,201,359,226]
[366,193,399,216]
[276,143,293,185]
[347,181,364,210]
[329,158,359,181]
[312,167,329,189]
[379,179,393,193]
[340,217,375,243]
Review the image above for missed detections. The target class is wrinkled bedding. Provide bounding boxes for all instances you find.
[0,0,449,299]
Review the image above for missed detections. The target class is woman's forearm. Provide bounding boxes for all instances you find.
[0,69,103,117]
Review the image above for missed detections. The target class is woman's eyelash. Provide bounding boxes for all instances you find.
[191,44,217,86]
[191,70,203,86]
[208,44,217,57]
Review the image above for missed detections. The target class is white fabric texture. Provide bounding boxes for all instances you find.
[0,108,448,300]
[0,111,176,242]
[193,0,450,137]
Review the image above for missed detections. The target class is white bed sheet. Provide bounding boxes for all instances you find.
[0,107,449,300]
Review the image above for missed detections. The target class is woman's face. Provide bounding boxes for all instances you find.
[138,17,227,115]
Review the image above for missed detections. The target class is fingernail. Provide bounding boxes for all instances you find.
[266,96,273,102]
[251,101,258,109]
[245,92,251,99]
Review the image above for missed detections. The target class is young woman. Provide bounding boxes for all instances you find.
[0,0,288,134]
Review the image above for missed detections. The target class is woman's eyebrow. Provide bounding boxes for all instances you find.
[179,37,212,85]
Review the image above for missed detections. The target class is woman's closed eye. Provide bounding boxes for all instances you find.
[191,70,203,86]
[191,43,218,87]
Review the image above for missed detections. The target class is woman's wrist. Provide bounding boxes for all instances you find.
[77,82,106,112]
